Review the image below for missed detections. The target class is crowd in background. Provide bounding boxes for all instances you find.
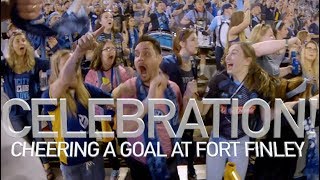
[1,0,319,180]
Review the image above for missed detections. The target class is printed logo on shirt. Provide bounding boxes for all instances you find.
[220,105,256,115]
[14,78,30,100]
[182,77,194,85]
[79,114,89,129]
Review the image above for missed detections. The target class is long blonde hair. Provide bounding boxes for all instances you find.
[7,32,35,73]
[49,50,91,116]
[249,23,272,43]
[300,41,319,91]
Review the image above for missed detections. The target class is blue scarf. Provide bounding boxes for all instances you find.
[304,116,319,179]
[135,76,180,180]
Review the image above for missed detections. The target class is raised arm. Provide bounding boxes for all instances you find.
[252,37,301,57]
[143,5,151,23]
[172,4,189,17]
[228,10,251,37]
[180,11,192,25]
[143,0,154,24]
[50,27,104,98]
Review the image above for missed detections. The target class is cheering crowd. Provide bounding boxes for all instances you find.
[1,0,319,179]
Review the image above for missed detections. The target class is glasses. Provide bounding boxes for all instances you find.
[305,47,317,52]
[103,47,116,52]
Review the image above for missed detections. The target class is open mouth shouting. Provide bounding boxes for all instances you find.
[226,63,234,71]
[108,54,114,61]
[137,64,148,79]
[17,46,26,55]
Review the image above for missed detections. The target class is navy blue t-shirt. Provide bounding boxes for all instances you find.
[14,73,31,101]
[205,70,264,139]
[0,58,50,116]
[42,83,111,166]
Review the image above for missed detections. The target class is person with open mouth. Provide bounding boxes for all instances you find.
[42,28,112,180]
[0,32,52,179]
[85,39,135,180]
[112,35,183,180]
[96,11,130,66]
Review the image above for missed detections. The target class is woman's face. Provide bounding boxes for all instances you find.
[260,28,275,42]
[12,35,27,56]
[305,42,317,61]
[225,44,250,75]
[278,24,289,39]
[101,42,117,70]
[183,32,199,55]
[100,12,114,29]
[128,18,136,27]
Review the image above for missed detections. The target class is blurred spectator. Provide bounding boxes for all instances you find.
[180,0,214,28]
[251,3,262,29]
[308,13,319,43]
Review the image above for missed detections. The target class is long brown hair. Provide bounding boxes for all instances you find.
[228,11,247,42]
[49,50,91,116]
[173,28,195,65]
[7,32,35,73]
[90,40,117,71]
[236,42,280,99]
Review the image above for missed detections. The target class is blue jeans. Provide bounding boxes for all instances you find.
[206,135,249,179]
[60,155,105,180]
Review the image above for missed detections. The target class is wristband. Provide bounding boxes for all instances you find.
[285,39,289,49]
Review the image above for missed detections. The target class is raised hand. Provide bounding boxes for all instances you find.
[288,37,302,47]
[244,0,251,10]
[149,72,169,99]
[76,26,104,52]
[185,80,198,98]
[284,101,298,115]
